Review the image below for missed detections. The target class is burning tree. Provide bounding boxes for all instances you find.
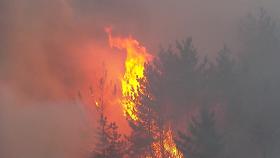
[106,28,184,158]
[125,64,184,158]
[125,79,155,157]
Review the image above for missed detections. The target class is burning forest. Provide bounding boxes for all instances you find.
[1,1,280,158]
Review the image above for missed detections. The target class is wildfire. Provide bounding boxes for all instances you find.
[95,101,99,108]
[105,28,183,158]
[152,127,184,158]
[105,27,151,121]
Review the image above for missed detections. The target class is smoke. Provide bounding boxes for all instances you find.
[0,1,108,157]
[1,0,280,158]
[0,85,93,158]
[70,0,280,55]
[1,0,280,99]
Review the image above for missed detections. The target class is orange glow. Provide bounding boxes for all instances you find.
[106,28,183,158]
[105,27,151,121]
[152,127,184,158]
[95,101,99,108]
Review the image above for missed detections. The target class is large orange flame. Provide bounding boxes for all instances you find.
[105,28,183,158]
[105,27,151,121]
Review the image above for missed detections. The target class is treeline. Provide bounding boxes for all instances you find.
[91,9,280,158]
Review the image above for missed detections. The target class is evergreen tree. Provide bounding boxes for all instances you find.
[226,9,280,158]
[93,114,109,158]
[157,38,205,118]
[105,121,126,158]
[177,108,223,158]
[127,64,174,158]
[215,45,235,86]
[212,45,237,102]
[126,65,158,157]
[127,119,154,157]
[91,66,126,158]
[93,114,125,158]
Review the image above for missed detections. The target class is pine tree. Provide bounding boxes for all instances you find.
[93,114,109,158]
[157,38,203,117]
[213,45,236,100]
[126,66,157,157]
[177,108,223,158]
[93,114,125,158]
[231,9,280,158]
[127,119,154,157]
[91,66,126,158]
[215,45,235,82]
[127,64,179,158]
[106,122,126,158]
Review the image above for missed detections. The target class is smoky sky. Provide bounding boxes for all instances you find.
[71,0,280,54]
[1,0,280,99]
[1,0,280,158]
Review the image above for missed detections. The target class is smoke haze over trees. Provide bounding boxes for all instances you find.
[1,0,280,158]
[92,8,280,158]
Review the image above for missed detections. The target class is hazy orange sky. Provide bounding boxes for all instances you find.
[1,0,280,157]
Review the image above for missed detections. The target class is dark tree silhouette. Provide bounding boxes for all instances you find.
[91,66,126,158]
[93,114,126,158]
[224,9,280,158]
[126,65,159,157]
[177,108,223,158]
[127,64,179,158]
[156,38,206,118]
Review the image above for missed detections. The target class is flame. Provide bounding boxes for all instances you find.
[152,127,184,158]
[95,101,99,108]
[105,27,151,120]
[105,28,183,158]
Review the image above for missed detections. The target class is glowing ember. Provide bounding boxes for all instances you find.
[95,101,99,108]
[152,127,184,158]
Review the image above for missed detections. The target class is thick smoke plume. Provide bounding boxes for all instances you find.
[1,0,280,158]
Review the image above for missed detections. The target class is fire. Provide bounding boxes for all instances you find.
[152,127,184,158]
[105,27,151,121]
[105,28,183,158]
[95,101,99,108]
